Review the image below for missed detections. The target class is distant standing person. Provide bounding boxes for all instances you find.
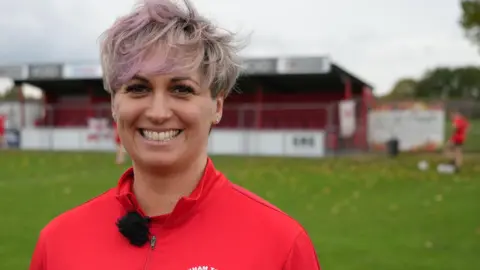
[445,110,469,172]
[0,115,6,149]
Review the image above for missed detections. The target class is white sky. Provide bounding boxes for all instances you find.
[0,0,479,97]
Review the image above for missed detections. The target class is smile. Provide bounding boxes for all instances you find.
[139,129,182,142]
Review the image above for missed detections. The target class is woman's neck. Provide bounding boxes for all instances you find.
[131,154,208,217]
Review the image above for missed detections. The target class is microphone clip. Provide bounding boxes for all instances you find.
[116,211,151,247]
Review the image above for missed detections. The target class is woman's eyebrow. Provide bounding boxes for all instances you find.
[131,75,150,84]
[171,76,200,86]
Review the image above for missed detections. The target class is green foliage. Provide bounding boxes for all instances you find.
[416,67,459,99]
[384,78,417,99]
[0,86,22,101]
[0,85,41,101]
[460,0,480,48]
[0,151,479,270]
[388,66,480,100]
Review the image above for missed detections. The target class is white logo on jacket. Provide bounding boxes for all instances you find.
[188,266,217,270]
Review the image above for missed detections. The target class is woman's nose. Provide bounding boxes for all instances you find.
[144,91,173,123]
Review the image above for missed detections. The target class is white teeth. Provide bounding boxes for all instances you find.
[142,130,180,142]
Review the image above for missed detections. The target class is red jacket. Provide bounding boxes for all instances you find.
[29,158,321,270]
[0,115,5,135]
[451,115,469,143]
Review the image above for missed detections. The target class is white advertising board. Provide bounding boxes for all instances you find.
[368,102,445,152]
[62,64,103,79]
[338,100,356,138]
[21,128,326,157]
[208,129,325,157]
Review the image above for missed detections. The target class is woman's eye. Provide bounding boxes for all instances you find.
[125,84,149,93]
[172,85,195,95]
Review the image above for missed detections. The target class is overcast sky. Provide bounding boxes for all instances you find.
[0,0,479,96]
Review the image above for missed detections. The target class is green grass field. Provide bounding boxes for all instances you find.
[0,151,479,270]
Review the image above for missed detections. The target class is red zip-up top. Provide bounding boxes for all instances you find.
[29,158,321,270]
[451,115,469,144]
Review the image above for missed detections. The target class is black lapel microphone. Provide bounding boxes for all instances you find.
[116,211,151,247]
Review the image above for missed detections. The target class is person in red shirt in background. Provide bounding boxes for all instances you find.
[29,0,321,269]
[113,121,126,164]
[0,115,6,149]
[444,110,469,172]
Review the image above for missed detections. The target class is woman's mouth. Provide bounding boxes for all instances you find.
[139,129,183,143]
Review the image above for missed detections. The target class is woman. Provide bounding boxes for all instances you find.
[29,0,321,269]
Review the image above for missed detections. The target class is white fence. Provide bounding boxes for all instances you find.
[0,101,43,128]
[2,100,451,156]
[18,128,327,157]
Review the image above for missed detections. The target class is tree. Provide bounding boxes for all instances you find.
[452,66,480,98]
[386,66,480,100]
[415,66,480,100]
[0,85,23,101]
[460,0,480,49]
[415,67,458,99]
[384,78,417,100]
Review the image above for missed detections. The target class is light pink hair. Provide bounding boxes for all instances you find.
[99,0,243,97]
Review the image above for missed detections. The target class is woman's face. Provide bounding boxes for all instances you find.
[112,71,223,169]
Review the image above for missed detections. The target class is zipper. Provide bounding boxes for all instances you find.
[143,235,157,270]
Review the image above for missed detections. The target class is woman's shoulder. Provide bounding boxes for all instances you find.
[219,181,308,236]
[38,187,118,236]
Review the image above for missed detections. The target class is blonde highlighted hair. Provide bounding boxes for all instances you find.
[99,0,243,97]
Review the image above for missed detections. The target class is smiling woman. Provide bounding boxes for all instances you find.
[28,0,321,269]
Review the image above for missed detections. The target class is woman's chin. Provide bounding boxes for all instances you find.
[133,150,182,169]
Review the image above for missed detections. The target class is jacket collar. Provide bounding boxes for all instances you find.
[115,157,225,227]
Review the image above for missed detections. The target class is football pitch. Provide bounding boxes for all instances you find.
[0,150,479,270]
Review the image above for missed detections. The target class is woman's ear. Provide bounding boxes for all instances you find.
[213,94,224,125]
[111,94,118,122]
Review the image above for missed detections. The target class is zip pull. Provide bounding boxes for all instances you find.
[150,236,157,249]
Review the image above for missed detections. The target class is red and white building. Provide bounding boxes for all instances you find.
[0,56,376,156]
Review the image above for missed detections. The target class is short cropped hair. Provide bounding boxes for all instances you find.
[99,0,243,97]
